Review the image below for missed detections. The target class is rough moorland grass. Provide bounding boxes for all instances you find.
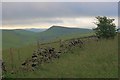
[3,36,118,78]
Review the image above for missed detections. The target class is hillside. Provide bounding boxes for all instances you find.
[47,26,92,34]
[2,34,118,78]
[2,26,93,49]
[37,26,93,42]
[2,29,38,49]
[2,31,118,78]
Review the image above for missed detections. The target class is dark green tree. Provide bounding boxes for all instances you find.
[93,16,116,39]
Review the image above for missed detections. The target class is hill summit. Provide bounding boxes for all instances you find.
[48,25,70,30]
[46,25,92,33]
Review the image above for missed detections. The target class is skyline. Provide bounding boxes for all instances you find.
[2,2,118,29]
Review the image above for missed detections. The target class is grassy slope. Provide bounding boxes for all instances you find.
[2,30,38,49]
[37,26,92,42]
[2,35,118,78]
[2,27,93,49]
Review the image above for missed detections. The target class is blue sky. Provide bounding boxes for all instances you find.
[2,2,118,29]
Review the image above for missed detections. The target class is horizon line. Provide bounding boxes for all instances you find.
[0,27,93,30]
[0,25,94,30]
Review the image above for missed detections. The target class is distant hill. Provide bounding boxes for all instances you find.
[2,26,93,49]
[2,29,38,49]
[46,26,92,35]
[37,26,93,41]
[24,28,46,32]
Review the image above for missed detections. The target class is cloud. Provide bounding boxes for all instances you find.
[2,0,119,2]
[3,2,118,20]
[0,3,1,17]
[3,18,64,25]
[2,2,118,29]
[2,17,118,29]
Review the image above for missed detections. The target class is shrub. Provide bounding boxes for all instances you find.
[93,16,117,39]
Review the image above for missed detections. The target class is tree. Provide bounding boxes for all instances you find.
[93,16,117,39]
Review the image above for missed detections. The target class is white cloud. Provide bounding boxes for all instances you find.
[2,16,118,29]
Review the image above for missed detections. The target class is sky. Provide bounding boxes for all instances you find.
[1,2,118,29]
[1,0,119,2]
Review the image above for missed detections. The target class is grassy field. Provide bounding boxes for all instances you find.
[2,34,118,78]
